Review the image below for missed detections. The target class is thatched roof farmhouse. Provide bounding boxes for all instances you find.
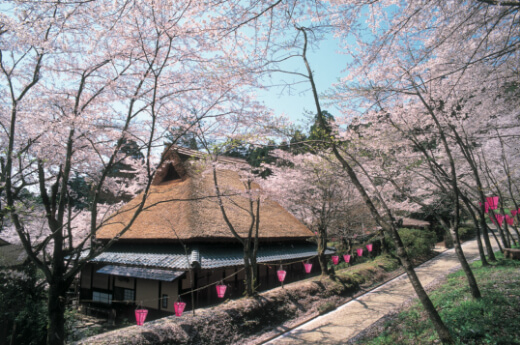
[80,146,322,317]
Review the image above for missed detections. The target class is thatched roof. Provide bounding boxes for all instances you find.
[96,148,313,242]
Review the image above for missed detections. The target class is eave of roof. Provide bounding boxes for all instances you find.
[97,265,185,282]
[87,242,333,270]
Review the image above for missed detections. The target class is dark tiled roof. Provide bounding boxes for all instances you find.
[89,242,331,270]
[89,244,189,269]
[97,265,184,281]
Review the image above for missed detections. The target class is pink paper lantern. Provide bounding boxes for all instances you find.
[303,262,313,274]
[495,214,504,227]
[505,215,514,226]
[357,248,363,257]
[135,309,148,326]
[216,284,227,298]
[366,243,373,252]
[486,196,499,210]
[343,254,351,263]
[277,269,286,283]
[332,255,339,265]
[174,301,186,316]
[511,210,518,217]
[479,202,489,214]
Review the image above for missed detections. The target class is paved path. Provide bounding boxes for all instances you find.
[265,237,499,345]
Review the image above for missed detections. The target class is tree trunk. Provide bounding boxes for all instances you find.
[488,225,503,253]
[510,225,520,243]
[243,245,254,297]
[47,282,67,345]
[504,223,517,247]
[317,229,330,276]
[250,256,258,294]
[496,223,509,249]
[490,211,510,249]
[242,239,259,297]
[389,224,454,344]
[380,237,388,254]
[331,146,454,344]
[317,242,328,276]
[444,227,454,249]
[480,216,497,261]
[300,23,452,339]
[450,226,481,298]
[474,225,488,266]
[459,198,487,265]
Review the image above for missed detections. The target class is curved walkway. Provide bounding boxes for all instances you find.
[264,236,499,345]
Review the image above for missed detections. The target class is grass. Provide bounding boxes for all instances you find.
[355,253,520,345]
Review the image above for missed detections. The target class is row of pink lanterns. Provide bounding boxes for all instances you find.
[138,262,313,325]
[135,281,230,324]
[278,261,313,284]
[276,261,317,288]
[135,302,187,326]
[135,244,375,325]
[331,243,373,265]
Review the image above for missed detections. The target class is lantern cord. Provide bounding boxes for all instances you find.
[257,254,319,267]
[79,256,332,305]
[178,267,245,297]
[181,253,327,298]
[80,295,170,305]
[78,269,246,305]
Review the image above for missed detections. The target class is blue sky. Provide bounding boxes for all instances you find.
[256,36,351,128]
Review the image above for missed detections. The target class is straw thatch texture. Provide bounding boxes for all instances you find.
[97,161,313,242]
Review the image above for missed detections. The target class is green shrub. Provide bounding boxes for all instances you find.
[432,224,446,242]
[385,228,436,259]
[318,301,336,315]
[457,226,475,241]
[0,265,47,345]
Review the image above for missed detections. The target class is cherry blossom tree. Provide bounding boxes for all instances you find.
[0,1,278,343]
[263,149,361,276]
[271,22,456,342]
[211,159,263,297]
[350,101,485,299]
[329,0,518,254]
